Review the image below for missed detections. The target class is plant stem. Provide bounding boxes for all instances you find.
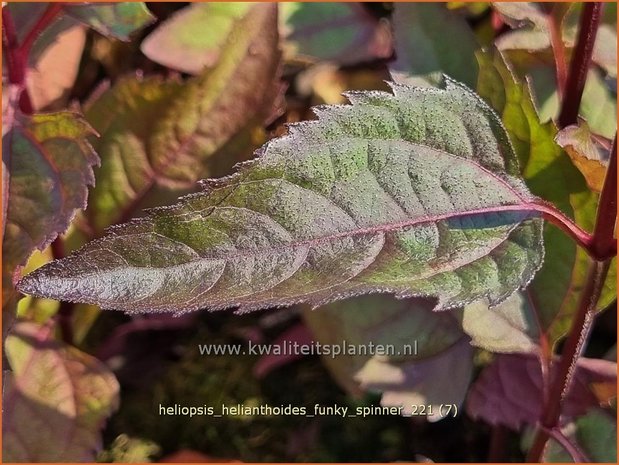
[487,425,508,462]
[18,3,63,57]
[526,259,610,462]
[544,3,568,96]
[557,2,602,129]
[2,4,62,114]
[545,426,591,462]
[592,136,617,258]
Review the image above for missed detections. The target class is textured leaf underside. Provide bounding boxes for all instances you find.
[18,79,544,314]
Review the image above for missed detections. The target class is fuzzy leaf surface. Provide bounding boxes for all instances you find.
[19,78,544,314]
[84,2,282,232]
[2,321,119,461]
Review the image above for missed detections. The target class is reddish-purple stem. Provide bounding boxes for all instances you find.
[592,136,617,258]
[544,3,568,96]
[527,260,610,462]
[527,4,612,461]
[558,2,602,128]
[18,3,63,58]
[2,4,62,114]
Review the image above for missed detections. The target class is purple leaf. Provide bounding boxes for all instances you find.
[466,353,616,430]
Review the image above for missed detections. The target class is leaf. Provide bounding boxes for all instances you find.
[279,2,392,65]
[390,3,479,88]
[304,295,467,399]
[494,2,617,77]
[460,292,540,354]
[253,322,314,379]
[466,354,617,430]
[140,3,253,74]
[84,2,282,233]
[504,49,617,138]
[355,338,473,421]
[2,321,120,461]
[556,122,609,193]
[572,409,617,462]
[18,77,546,314]
[476,49,608,345]
[26,25,87,110]
[63,2,154,41]
[2,111,99,305]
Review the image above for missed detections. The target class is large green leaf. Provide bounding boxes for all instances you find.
[390,3,479,88]
[18,77,545,314]
[84,2,282,233]
[304,295,472,420]
[475,50,610,345]
[2,321,119,461]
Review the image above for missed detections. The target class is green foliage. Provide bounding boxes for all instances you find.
[84,3,281,232]
[2,111,98,306]
[19,78,544,314]
[2,2,616,462]
[391,3,479,88]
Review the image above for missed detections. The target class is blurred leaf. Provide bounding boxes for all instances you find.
[521,408,617,462]
[476,49,607,346]
[466,354,616,430]
[280,2,392,65]
[460,292,539,354]
[494,2,617,77]
[573,409,617,462]
[140,3,253,74]
[296,63,390,105]
[96,434,161,463]
[253,322,314,379]
[2,111,98,316]
[510,53,617,138]
[27,25,87,110]
[19,78,545,314]
[556,122,609,193]
[84,3,282,233]
[357,339,473,421]
[2,321,119,461]
[493,2,570,51]
[390,3,479,88]
[304,295,471,420]
[63,2,154,41]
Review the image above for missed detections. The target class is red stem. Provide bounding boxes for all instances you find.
[592,136,617,258]
[2,4,62,114]
[545,4,568,96]
[527,260,610,461]
[526,5,611,461]
[18,3,63,58]
[558,2,602,129]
